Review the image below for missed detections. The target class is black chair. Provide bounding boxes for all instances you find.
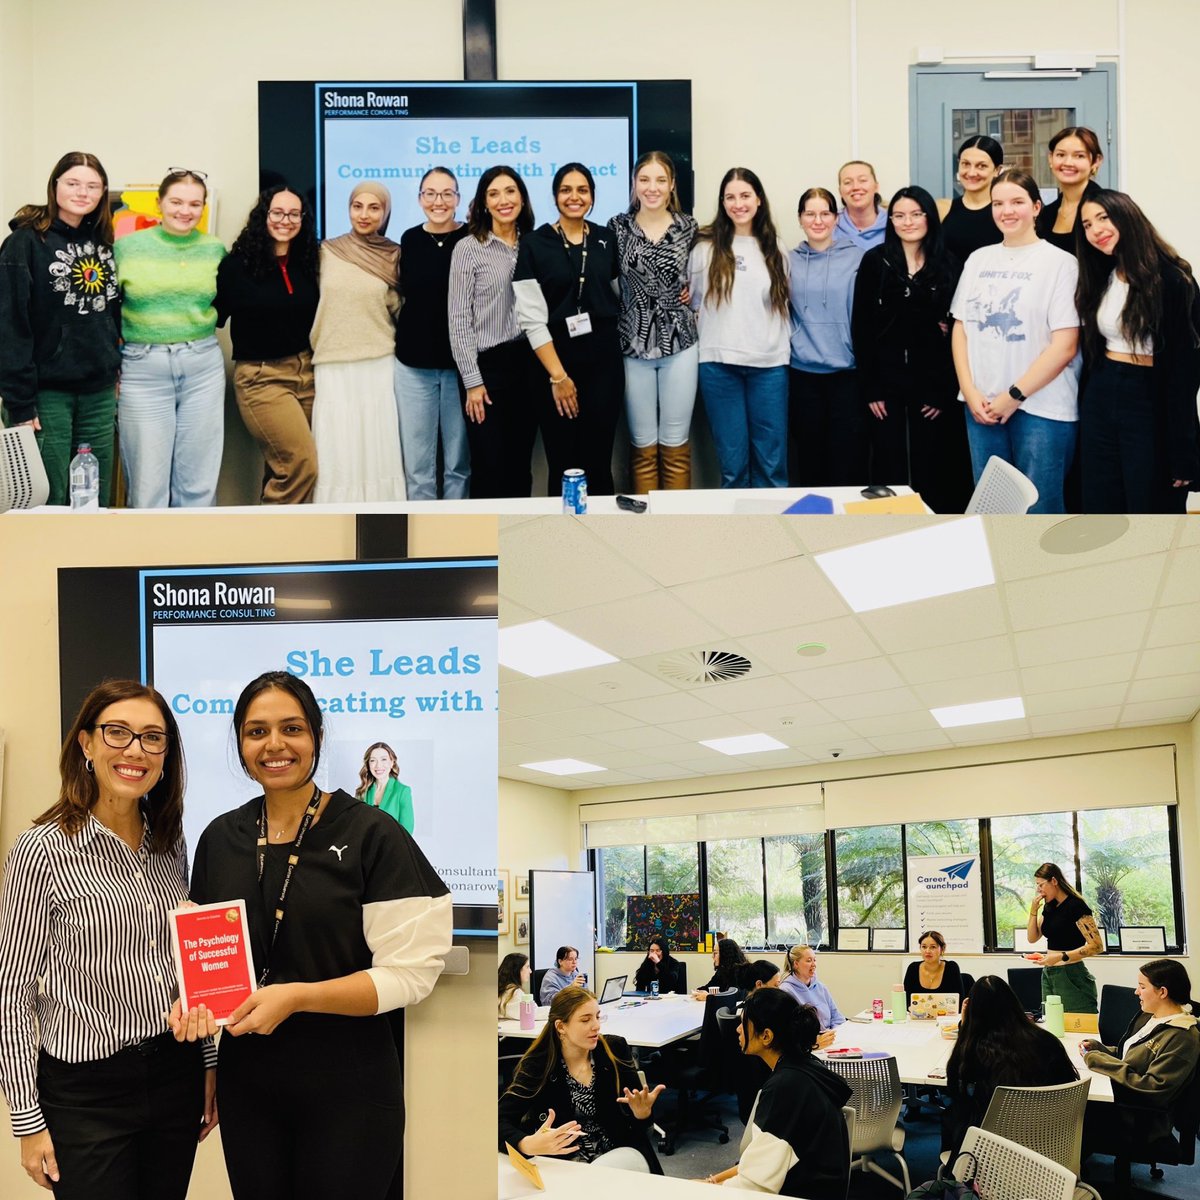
[530,967,549,1004]
[720,1006,771,1125]
[959,972,975,998]
[672,960,688,995]
[1098,984,1141,1048]
[1107,1062,1200,1190]
[1006,967,1042,1015]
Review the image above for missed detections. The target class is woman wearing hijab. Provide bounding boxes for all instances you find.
[310,182,405,502]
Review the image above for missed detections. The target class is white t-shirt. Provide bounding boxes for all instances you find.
[688,235,791,368]
[951,239,1081,422]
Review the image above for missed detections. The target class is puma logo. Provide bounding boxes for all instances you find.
[330,844,348,861]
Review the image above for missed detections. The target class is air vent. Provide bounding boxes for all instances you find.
[658,649,753,684]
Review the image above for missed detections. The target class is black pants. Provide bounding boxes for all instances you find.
[38,1034,204,1200]
[216,1014,402,1200]
[788,368,866,486]
[539,329,624,496]
[464,338,541,499]
[1081,356,1187,513]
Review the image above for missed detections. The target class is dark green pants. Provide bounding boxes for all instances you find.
[23,386,117,506]
[1041,960,1097,1014]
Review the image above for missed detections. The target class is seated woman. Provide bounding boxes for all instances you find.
[633,936,684,995]
[943,976,1077,1155]
[693,937,749,998]
[778,945,843,1044]
[903,930,965,1002]
[1080,959,1200,1151]
[498,952,532,1020]
[738,960,782,992]
[539,946,585,1005]
[499,988,665,1173]
[705,990,851,1197]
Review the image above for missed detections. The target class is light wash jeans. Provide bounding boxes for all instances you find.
[964,405,1077,515]
[393,360,470,499]
[118,336,225,507]
[623,345,699,448]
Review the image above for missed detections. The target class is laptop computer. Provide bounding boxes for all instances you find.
[910,992,961,1019]
[599,975,627,1004]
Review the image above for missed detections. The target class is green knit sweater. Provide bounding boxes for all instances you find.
[114,226,226,344]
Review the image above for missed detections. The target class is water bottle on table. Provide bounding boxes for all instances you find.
[69,444,99,510]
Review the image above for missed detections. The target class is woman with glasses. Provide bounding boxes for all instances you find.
[951,169,1081,513]
[689,167,791,488]
[448,165,540,498]
[114,169,227,507]
[540,945,586,1004]
[394,167,470,498]
[215,183,319,503]
[0,680,214,1199]
[789,186,865,485]
[171,671,451,1199]
[0,151,121,506]
[310,181,405,502]
[852,186,970,510]
[500,988,664,1174]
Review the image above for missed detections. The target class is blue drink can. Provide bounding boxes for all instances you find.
[562,469,587,515]
[651,980,659,998]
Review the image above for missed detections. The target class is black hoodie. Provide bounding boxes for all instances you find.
[0,215,121,423]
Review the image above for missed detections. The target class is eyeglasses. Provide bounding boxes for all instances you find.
[58,178,105,195]
[800,211,835,221]
[419,189,459,202]
[96,724,170,754]
[168,167,208,181]
[890,211,927,224]
[268,209,303,223]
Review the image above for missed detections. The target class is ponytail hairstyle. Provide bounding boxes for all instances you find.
[1140,959,1195,1013]
[740,987,821,1059]
[698,167,789,316]
[737,959,782,990]
[1075,188,1199,367]
[838,159,883,212]
[503,988,634,1100]
[498,952,530,1016]
[957,135,1004,170]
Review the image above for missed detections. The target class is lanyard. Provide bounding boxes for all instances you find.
[556,222,588,313]
[255,784,322,986]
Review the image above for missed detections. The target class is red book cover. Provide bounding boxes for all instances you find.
[170,901,257,1024]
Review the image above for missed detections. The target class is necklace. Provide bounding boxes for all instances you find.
[426,223,460,248]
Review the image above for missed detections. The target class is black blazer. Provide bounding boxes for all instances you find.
[498,1034,662,1173]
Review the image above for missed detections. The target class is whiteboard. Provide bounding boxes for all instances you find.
[530,870,596,990]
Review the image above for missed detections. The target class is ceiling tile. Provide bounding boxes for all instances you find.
[545,661,675,703]
[1160,546,1200,607]
[1119,698,1200,724]
[606,691,725,724]
[866,730,954,753]
[822,687,926,720]
[535,705,646,734]
[913,670,1022,708]
[1023,683,1130,716]
[1004,556,1168,631]
[658,715,758,741]
[556,590,724,659]
[1136,645,1200,678]
[1145,604,1200,649]
[590,725,691,750]
[891,635,1016,685]
[688,674,810,713]
[1014,612,1150,667]
[500,677,591,717]
[1020,653,1139,695]
[859,588,1007,653]
[1028,707,1122,735]
[1125,674,1200,704]
[989,515,1180,580]
[846,710,943,737]
[737,615,883,673]
[786,656,907,700]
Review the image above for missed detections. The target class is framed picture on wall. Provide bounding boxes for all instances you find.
[515,908,529,946]
[498,870,509,935]
[516,875,530,901]
[1118,926,1166,953]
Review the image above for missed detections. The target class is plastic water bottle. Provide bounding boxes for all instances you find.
[1044,994,1065,1038]
[891,983,907,1022]
[69,444,100,510]
[519,991,535,1031]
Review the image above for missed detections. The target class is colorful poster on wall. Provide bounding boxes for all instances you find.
[626,893,702,950]
[906,855,984,954]
[111,185,218,240]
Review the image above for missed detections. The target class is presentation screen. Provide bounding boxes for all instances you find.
[57,557,497,936]
[258,79,694,238]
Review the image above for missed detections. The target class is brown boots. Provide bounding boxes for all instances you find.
[630,442,692,492]
[631,444,659,494]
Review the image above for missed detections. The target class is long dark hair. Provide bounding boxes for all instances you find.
[634,936,676,992]
[466,165,534,243]
[34,679,185,854]
[503,988,632,1100]
[741,988,820,1059]
[1075,188,1199,366]
[12,151,114,243]
[698,167,789,316]
[881,185,957,293]
[1034,861,1085,905]
[947,976,1077,1096]
[712,936,749,988]
[232,671,324,783]
[230,182,319,281]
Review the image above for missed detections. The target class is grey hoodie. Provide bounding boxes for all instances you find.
[788,240,864,373]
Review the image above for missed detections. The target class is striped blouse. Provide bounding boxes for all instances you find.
[447,231,523,388]
[0,816,206,1136]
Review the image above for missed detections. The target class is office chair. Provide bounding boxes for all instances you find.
[966,456,1039,514]
[1005,967,1043,1015]
[0,425,50,511]
[950,1127,1076,1200]
[1097,984,1141,1048]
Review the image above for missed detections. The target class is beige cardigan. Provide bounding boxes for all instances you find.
[310,247,400,365]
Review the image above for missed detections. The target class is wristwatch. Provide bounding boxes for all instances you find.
[1008,384,1026,403]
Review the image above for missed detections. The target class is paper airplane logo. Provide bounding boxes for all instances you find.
[940,860,975,880]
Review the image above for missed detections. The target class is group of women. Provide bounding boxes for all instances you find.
[7,134,1195,512]
[0,673,451,1199]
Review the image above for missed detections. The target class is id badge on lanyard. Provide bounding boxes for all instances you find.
[558,223,591,337]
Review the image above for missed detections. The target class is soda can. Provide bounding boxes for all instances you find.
[651,980,659,998]
[562,469,587,515]
[872,997,884,1020]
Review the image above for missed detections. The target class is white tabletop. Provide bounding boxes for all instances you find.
[499,1152,714,1197]
[646,485,917,514]
[498,992,703,1050]
[824,1019,1112,1101]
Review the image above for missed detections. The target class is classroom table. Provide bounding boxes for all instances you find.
[499,1152,715,1197]
[498,992,704,1049]
[824,1017,1112,1101]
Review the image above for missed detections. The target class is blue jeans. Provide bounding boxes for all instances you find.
[118,337,225,507]
[624,345,699,447]
[699,362,788,487]
[964,405,1077,515]
[393,361,470,499]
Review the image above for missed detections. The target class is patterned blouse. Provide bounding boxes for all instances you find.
[608,211,699,360]
[564,1057,613,1161]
